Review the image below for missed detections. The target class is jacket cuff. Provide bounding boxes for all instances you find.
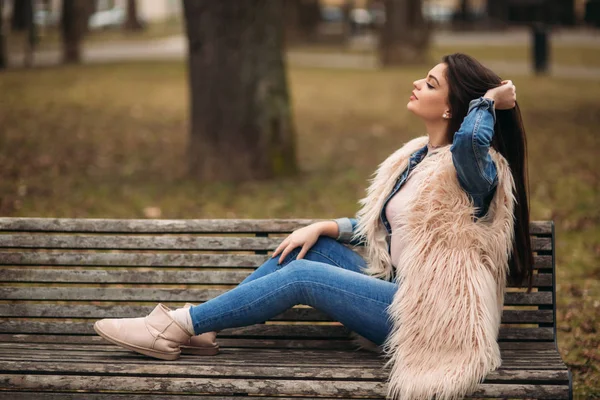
[468,96,497,124]
[332,218,354,242]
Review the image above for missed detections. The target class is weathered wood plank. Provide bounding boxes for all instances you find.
[0,252,554,270]
[1,374,388,397]
[0,234,552,252]
[0,304,332,321]
[0,268,253,285]
[0,334,562,350]
[0,334,363,350]
[0,218,553,235]
[0,359,570,382]
[0,320,556,340]
[0,393,391,400]
[0,374,569,399]
[0,287,553,304]
[0,342,567,359]
[0,350,567,368]
[0,268,554,288]
[0,235,282,251]
[0,252,269,267]
[0,304,553,324]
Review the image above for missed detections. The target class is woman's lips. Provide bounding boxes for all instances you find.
[411,91,418,100]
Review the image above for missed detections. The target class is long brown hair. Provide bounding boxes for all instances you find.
[442,53,534,293]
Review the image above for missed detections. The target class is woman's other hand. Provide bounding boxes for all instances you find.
[271,223,326,264]
[484,80,516,110]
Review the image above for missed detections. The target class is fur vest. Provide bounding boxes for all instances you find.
[349,135,516,400]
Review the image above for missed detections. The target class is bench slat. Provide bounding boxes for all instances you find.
[0,351,567,368]
[0,252,268,267]
[0,374,569,399]
[0,349,568,370]
[0,218,319,233]
[0,334,561,349]
[0,268,555,288]
[0,320,556,340]
[0,287,553,304]
[0,374,389,398]
[0,218,554,235]
[0,252,554,270]
[0,304,554,324]
[0,234,552,252]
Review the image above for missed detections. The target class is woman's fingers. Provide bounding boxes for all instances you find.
[296,244,310,261]
[271,237,289,258]
[278,243,297,265]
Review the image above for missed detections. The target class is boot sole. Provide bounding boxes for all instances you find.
[93,321,181,361]
[180,344,220,356]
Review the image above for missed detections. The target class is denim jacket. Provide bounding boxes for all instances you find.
[334,96,499,247]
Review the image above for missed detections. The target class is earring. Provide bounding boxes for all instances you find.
[443,112,450,119]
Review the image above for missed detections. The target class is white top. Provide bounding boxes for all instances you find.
[385,143,449,268]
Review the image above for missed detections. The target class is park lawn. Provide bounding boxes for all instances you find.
[0,61,598,397]
[5,18,183,54]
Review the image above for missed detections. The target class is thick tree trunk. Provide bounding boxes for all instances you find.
[61,0,87,64]
[183,0,298,182]
[10,0,28,31]
[379,0,430,66]
[0,0,6,69]
[124,0,144,31]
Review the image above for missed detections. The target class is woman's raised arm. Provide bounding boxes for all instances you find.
[449,96,499,196]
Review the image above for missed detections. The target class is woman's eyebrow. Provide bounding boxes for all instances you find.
[428,75,440,86]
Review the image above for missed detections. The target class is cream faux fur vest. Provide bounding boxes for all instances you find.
[349,135,517,400]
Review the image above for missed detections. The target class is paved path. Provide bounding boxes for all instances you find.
[8,28,600,79]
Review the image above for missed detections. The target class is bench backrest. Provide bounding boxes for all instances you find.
[0,218,557,349]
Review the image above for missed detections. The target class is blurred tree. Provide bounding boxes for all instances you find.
[379,0,429,65]
[124,0,144,31]
[459,0,469,24]
[0,0,5,69]
[183,0,298,182]
[487,0,508,28]
[61,0,88,64]
[284,0,321,45]
[10,0,29,31]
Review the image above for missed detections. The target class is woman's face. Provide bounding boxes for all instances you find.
[407,62,450,122]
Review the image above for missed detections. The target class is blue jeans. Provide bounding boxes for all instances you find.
[188,236,398,346]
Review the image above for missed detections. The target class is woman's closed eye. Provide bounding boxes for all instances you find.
[426,82,434,89]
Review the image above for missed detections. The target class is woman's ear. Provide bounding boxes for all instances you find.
[443,110,452,119]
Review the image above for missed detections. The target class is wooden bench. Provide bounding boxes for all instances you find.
[0,217,572,399]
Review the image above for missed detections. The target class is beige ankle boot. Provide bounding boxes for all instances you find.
[178,303,220,356]
[93,303,191,361]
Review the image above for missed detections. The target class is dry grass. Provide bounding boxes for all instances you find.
[0,61,598,397]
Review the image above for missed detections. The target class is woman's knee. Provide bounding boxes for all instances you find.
[279,259,332,282]
[309,235,340,253]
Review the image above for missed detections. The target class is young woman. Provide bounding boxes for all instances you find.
[94,53,533,400]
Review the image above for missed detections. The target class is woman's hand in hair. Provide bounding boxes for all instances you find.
[484,80,516,110]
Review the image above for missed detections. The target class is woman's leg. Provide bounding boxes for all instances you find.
[189,259,397,346]
[237,236,367,286]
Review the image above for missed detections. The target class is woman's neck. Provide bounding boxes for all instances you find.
[425,121,451,147]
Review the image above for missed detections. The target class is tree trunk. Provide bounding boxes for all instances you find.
[379,0,430,66]
[0,0,6,69]
[124,0,144,31]
[284,0,320,46]
[11,0,28,31]
[486,0,508,29]
[61,0,87,64]
[183,0,298,182]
